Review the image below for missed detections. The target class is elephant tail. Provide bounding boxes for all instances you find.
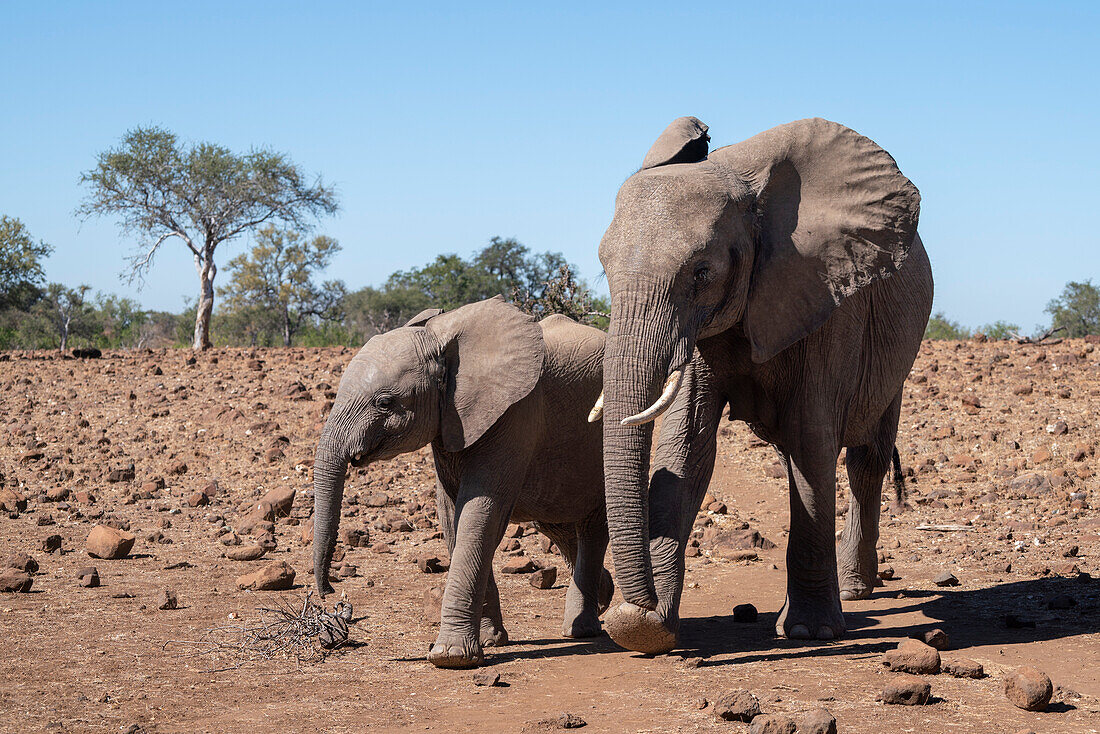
[890,445,907,512]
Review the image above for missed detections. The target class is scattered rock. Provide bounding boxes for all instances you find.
[226,545,266,561]
[1030,447,1052,465]
[917,628,949,650]
[529,566,557,589]
[732,603,758,622]
[797,707,837,734]
[942,657,984,678]
[501,557,538,574]
[86,525,136,559]
[748,714,796,734]
[258,487,295,517]
[362,492,390,507]
[0,568,33,592]
[185,491,208,507]
[41,534,63,553]
[157,588,178,610]
[417,555,448,573]
[106,464,135,483]
[339,527,369,548]
[236,561,296,591]
[554,713,586,729]
[1004,666,1053,711]
[933,571,959,587]
[3,553,38,574]
[882,673,931,705]
[713,690,760,721]
[77,567,100,588]
[472,671,501,687]
[882,638,940,674]
[44,487,69,502]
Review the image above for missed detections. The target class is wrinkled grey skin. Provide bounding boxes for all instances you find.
[597,117,934,654]
[313,297,612,668]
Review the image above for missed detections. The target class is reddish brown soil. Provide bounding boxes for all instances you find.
[1,341,1098,733]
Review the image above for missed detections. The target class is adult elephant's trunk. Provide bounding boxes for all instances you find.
[602,288,682,605]
[601,284,694,653]
[312,431,348,597]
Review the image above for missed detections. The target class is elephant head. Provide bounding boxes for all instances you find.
[597,117,920,626]
[313,296,545,595]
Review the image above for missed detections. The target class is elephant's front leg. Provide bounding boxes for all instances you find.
[434,477,507,649]
[605,359,722,654]
[429,484,515,669]
[776,440,846,641]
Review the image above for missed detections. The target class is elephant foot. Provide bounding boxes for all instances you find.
[839,576,873,601]
[604,602,676,654]
[775,592,846,641]
[597,569,614,616]
[428,631,483,669]
[838,543,878,601]
[479,618,509,648]
[562,609,602,639]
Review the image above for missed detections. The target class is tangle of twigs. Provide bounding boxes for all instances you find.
[163,591,355,671]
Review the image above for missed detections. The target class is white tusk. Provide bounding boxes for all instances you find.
[621,370,684,427]
[587,391,605,423]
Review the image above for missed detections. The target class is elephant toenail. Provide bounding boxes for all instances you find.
[789,624,811,639]
[817,626,836,641]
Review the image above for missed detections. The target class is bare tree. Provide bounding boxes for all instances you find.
[37,283,92,352]
[79,126,339,349]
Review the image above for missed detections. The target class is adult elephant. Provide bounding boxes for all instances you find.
[591,117,933,653]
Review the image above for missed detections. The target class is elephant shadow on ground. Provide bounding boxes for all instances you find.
[396,575,1099,666]
[675,574,1099,666]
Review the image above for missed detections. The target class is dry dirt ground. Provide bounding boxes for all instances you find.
[1,340,1098,733]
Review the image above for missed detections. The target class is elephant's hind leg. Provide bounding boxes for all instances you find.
[561,514,611,639]
[480,572,509,647]
[534,521,601,639]
[838,391,902,601]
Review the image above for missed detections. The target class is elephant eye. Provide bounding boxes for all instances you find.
[376,395,395,412]
[693,265,711,286]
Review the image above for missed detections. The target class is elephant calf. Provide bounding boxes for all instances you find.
[313,296,612,668]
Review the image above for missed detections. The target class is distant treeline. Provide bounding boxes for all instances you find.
[0,215,606,350]
[926,280,1100,341]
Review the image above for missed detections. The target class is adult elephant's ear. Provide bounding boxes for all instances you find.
[641,117,710,169]
[404,308,443,327]
[426,296,546,452]
[716,118,920,363]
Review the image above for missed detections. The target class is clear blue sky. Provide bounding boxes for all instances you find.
[2,2,1097,332]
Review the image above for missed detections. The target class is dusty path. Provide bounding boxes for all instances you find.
[1,343,1098,732]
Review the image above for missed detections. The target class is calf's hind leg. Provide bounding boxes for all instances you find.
[565,514,611,638]
[535,520,610,639]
